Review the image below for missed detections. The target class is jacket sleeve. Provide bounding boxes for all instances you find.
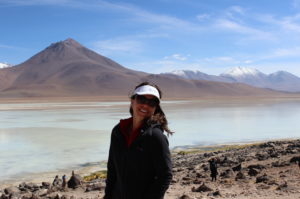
[104,128,117,199]
[144,128,173,199]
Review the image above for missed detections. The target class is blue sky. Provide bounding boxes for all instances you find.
[1,0,300,76]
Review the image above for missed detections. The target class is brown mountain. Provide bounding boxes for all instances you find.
[0,38,289,99]
[0,38,147,97]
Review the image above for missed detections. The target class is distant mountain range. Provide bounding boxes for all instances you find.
[0,38,293,99]
[163,67,300,92]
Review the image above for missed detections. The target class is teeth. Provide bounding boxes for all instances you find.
[140,109,147,113]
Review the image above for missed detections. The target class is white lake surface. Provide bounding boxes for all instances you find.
[0,99,300,181]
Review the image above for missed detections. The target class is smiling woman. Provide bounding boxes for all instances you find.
[104,81,174,199]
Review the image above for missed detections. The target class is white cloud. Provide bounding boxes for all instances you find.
[244,60,253,64]
[273,47,300,57]
[215,19,275,41]
[229,6,245,15]
[264,47,300,59]
[226,5,246,18]
[203,56,238,64]
[0,44,26,50]
[0,0,71,6]
[164,54,188,61]
[1,0,204,32]
[0,44,15,49]
[196,14,210,21]
[255,13,300,35]
[92,38,143,55]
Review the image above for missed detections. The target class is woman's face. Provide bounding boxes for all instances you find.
[131,94,158,121]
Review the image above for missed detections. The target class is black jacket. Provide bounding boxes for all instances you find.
[104,122,173,199]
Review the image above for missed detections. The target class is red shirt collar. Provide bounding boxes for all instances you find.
[120,117,142,147]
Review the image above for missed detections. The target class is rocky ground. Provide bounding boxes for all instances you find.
[1,139,300,199]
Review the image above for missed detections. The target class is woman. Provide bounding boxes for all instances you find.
[104,82,173,199]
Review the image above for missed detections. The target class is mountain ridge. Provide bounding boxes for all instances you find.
[164,67,300,92]
[0,39,293,98]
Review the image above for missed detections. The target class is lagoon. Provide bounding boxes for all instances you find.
[0,99,300,182]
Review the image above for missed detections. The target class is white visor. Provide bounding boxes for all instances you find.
[133,85,160,100]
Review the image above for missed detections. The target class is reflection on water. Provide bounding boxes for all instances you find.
[0,99,300,181]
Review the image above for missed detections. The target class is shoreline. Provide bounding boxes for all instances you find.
[0,95,300,104]
[1,137,298,189]
[0,161,106,190]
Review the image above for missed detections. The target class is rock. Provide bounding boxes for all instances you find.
[19,183,40,192]
[31,193,40,199]
[258,142,276,148]
[290,156,300,163]
[0,194,9,199]
[276,182,288,190]
[203,152,214,158]
[196,172,206,178]
[178,195,191,199]
[4,187,19,195]
[182,177,192,181]
[220,169,234,178]
[202,165,209,172]
[85,183,104,192]
[248,168,259,176]
[232,163,242,172]
[247,164,265,170]
[47,192,62,199]
[193,179,202,184]
[187,167,194,170]
[255,152,269,161]
[272,161,289,167]
[18,192,32,199]
[191,183,213,192]
[235,171,246,180]
[212,190,221,196]
[22,193,40,199]
[8,193,20,199]
[256,174,270,183]
[36,188,48,197]
[267,149,280,158]
[219,157,237,167]
[67,171,83,189]
[257,184,270,189]
[41,182,51,189]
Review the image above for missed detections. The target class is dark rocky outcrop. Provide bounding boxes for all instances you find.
[191,183,213,192]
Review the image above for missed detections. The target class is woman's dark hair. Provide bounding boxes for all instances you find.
[129,82,174,135]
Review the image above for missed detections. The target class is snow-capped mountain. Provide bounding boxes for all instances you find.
[161,67,300,92]
[220,67,269,87]
[162,70,233,83]
[0,62,12,69]
[220,67,266,78]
